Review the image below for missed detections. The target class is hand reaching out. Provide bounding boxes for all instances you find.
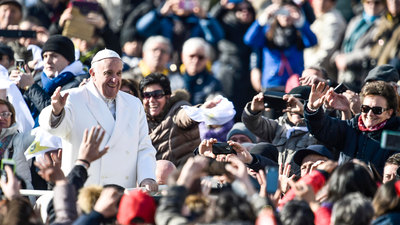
[34,150,66,184]
[51,86,69,116]
[324,88,351,112]
[307,82,328,111]
[77,126,109,164]
[279,163,296,194]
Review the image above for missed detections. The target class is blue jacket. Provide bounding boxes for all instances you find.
[183,70,223,105]
[136,9,224,46]
[304,106,400,174]
[243,21,317,88]
[373,212,400,225]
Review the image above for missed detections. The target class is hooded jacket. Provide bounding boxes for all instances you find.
[147,89,200,167]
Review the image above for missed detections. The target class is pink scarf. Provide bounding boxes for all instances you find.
[357,116,387,132]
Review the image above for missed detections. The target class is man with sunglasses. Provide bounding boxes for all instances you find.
[139,73,200,167]
[305,80,400,174]
[39,49,158,191]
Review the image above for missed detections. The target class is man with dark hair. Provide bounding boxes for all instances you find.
[139,73,199,167]
[383,153,400,183]
[9,35,89,122]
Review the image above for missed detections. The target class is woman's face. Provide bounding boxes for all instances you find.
[363,0,385,16]
[361,95,393,128]
[0,104,12,130]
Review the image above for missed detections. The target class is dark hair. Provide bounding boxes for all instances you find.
[331,192,374,225]
[280,199,314,225]
[139,73,172,97]
[234,0,256,19]
[201,190,256,223]
[386,153,400,166]
[326,162,377,202]
[121,78,139,97]
[0,99,16,125]
[373,180,400,217]
[360,80,398,113]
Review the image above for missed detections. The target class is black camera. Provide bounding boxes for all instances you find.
[212,142,235,155]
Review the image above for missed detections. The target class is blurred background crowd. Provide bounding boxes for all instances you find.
[1,0,400,224]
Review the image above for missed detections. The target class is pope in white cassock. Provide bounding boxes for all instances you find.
[39,49,158,190]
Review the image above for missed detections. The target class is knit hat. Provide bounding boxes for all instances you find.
[226,122,257,143]
[91,48,121,65]
[249,142,279,163]
[364,64,399,83]
[0,0,22,12]
[117,189,156,225]
[288,85,311,101]
[41,35,75,64]
[293,145,334,166]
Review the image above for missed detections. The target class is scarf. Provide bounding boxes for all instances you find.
[41,60,85,94]
[357,116,388,132]
[343,12,379,53]
[41,71,75,94]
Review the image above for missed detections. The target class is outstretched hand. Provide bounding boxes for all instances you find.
[324,88,351,112]
[307,82,328,111]
[34,150,65,184]
[51,86,69,116]
[77,126,109,164]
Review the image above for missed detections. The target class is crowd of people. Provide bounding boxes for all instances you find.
[1,0,400,224]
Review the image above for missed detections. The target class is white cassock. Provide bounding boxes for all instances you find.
[39,81,156,188]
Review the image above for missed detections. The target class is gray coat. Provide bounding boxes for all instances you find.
[242,103,318,175]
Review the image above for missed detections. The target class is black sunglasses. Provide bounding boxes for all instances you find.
[361,105,387,115]
[142,90,165,99]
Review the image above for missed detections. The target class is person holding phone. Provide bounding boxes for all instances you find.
[305,81,400,174]
[243,0,317,93]
[242,86,319,176]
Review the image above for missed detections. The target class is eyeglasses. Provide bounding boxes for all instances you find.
[0,112,12,118]
[142,90,165,99]
[361,105,387,115]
